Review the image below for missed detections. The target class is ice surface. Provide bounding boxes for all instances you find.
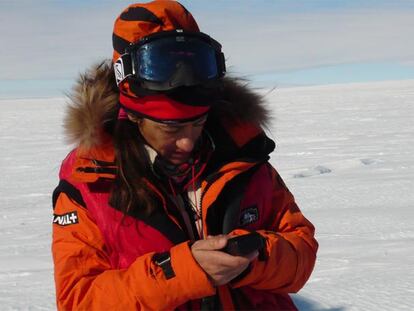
[0,80,413,310]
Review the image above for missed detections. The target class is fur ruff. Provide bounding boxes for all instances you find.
[64,60,270,149]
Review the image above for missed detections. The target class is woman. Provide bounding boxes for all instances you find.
[52,1,318,310]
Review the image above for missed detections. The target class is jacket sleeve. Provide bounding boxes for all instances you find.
[230,164,318,293]
[52,192,215,310]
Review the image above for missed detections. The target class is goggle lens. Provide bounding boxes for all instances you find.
[134,37,219,83]
[114,31,225,94]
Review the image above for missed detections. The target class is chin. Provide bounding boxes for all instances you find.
[169,158,186,165]
[168,155,190,165]
[165,152,191,165]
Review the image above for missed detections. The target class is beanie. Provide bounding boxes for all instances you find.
[112,1,209,121]
[112,1,199,63]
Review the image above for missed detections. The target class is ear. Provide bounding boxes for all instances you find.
[127,113,141,124]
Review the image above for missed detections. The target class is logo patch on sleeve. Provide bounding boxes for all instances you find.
[53,211,79,226]
[240,206,259,226]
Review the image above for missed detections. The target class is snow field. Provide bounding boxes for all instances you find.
[268,80,414,310]
[1,80,413,310]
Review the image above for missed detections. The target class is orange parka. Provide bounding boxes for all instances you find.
[52,62,318,310]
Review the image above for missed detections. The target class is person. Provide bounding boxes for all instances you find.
[52,1,318,310]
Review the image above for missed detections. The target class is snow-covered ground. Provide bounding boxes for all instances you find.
[0,80,413,310]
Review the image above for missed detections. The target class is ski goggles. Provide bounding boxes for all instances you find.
[114,30,226,93]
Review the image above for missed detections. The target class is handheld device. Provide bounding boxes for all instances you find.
[222,232,265,256]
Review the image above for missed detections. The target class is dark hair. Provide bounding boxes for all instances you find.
[106,83,224,216]
[108,116,160,217]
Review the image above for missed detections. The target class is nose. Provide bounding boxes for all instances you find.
[175,123,204,154]
[176,137,195,153]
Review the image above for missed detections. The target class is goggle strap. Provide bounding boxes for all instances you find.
[114,53,133,86]
[219,52,226,76]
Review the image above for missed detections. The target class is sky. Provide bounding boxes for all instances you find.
[1,0,414,98]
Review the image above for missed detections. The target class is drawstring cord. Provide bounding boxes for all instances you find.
[168,178,177,197]
[191,165,202,236]
[168,177,196,242]
[168,164,203,239]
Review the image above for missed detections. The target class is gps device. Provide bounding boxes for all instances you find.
[222,232,266,256]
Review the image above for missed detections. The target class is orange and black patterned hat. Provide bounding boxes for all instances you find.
[113,1,210,118]
[112,1,199,63]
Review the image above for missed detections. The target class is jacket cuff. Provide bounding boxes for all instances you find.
[167,241,216,302]
[230,229,299,291]
[228,229,268,288]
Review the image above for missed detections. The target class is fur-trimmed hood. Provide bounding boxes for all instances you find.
[64,60,270,150]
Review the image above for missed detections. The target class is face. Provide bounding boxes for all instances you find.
[129,114,208,165]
